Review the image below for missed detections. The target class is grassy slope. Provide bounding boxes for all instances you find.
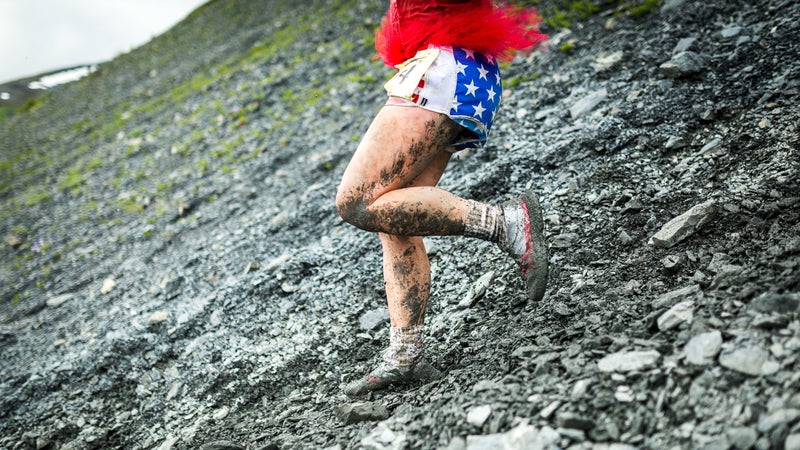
[0,0,386,305]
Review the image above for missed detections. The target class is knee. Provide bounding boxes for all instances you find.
[335,186,373,231]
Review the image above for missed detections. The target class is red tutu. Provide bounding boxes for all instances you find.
[375,0,547,67]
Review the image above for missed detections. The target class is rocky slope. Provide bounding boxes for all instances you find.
[1,0,799,449]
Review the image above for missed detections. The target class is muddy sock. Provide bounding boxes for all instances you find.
[382,325,424,368]
[463,200,506,244]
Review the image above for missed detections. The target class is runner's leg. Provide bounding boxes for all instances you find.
[336,104,467,236]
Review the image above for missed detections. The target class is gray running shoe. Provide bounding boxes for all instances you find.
[343,359,441,397]
[501,191,548,301]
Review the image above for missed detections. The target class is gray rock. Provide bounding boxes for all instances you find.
[466,405,492,427]
[657,300,694,331]
[597,350,661,373]
[570,89,608,119]
[651,201,717,248]
[335,402,390,425]
[786,434,800,450]
[556,411,595,431]
[725,427,757,450]
[199,441,246,450]
[684,330,723,365]
[466,423,560,450]
[659,51,707,78]
[673,37,697,54]
[750,293,800,314]
[46,293,74,307]
[652,284,701,309]
[359,308,390,330]
[458,271,495,309]
[758,409,800,433]
[360,422,406,450]
[719,343,780,376]
[719,26,743,39]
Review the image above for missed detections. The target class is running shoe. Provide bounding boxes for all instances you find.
[343,359,441,397]
[501,191,549,301]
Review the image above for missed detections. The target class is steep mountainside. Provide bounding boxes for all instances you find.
[1,0,798,449]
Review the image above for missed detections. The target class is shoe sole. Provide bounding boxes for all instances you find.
[519,191,548,301]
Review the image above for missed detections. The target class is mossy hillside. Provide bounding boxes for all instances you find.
[0,0,385,305]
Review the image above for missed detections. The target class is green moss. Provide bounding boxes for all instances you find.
[560,42,575,52]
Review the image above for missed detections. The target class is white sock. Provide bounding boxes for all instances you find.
[382,325,424,368]
[463,200,506,244]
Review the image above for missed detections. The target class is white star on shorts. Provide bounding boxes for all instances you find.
[473,102,486,118]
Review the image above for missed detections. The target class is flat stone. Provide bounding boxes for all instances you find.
[335,402,389,425]
[719,344,780,376]
[598,350,661,373]
[466,423,559,450]
[758,408,800,433]
[466,405,492,427]
[673,37,697,54]
[657,300,695,331]
[570,89,608,119]
[725,427,757,450]
[659,51,707,78]
[148,311,169,325]
[684,330,723,365]
[653,285,701,310]
[358,308,389,330]
[786,434,800,450]
[46,293,74,307]
[651,201,717,248]
[458,271,495,309]
[556,411,595,430]
[199,441,246,450]
[750,293,800,314]
[360,422,406,450]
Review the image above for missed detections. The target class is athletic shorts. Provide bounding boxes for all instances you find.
[383,45,502,150]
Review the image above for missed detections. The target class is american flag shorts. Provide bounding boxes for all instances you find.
[385,45,503,150]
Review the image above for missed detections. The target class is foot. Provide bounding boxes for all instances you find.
[501,191,548,301]
[343,359,441,397]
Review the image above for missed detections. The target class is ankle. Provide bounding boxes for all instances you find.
[464,200,506,243]
[383,325,424,368]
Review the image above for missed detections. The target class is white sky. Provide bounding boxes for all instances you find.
[0,0,208,83]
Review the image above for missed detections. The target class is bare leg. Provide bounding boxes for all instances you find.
[379,149,451,329]
[336,105,467,236]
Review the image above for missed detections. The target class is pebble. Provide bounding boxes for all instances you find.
[335,402,389,425]
[570,88,608,119]
[556,411,595,430]
[725,427,757,450]
[757,409,800,433]
[212,406,229,421]
[659,51,707,78]
[652,284,701,309]
[46,293,74,307]
[651,201,717,248]
[719,343,780,376]
[657,300,694,331]
[466,423,559,450]
[786,434,800,450]
[458,271,495,309]
[360,422,406,450]
[148,311,169,325]
[684,330,723,365]
[199,440,246,450]
[750,293,800,314]
[466,405,492,427]
[101,277,116,295]
[358,308,389,330]
[598,350,661,373]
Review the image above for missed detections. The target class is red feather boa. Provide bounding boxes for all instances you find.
[375,0,547,67]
